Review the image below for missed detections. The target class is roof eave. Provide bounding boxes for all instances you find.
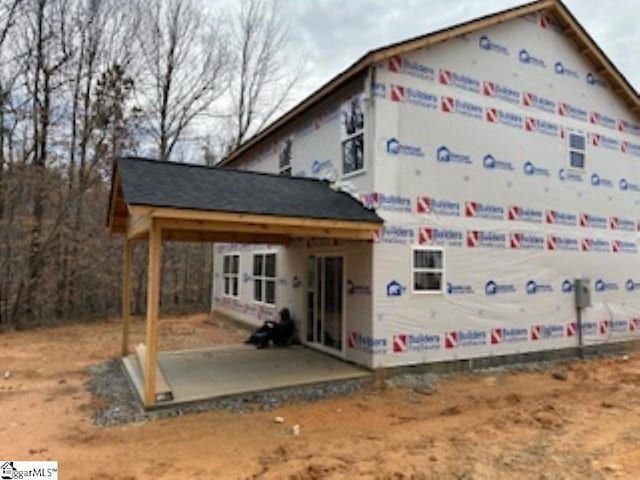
[220,0,639,167]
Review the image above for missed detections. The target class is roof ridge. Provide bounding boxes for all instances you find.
[117,156,329,184]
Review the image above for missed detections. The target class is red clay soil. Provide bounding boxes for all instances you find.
[1,313,639,479]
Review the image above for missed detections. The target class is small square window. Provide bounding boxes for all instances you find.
[567,131,586,170]
[223,254,240,298]
[569,151,585,169]
[252,253,276,305]
[412,248,444,293]
[342,134,364,175]
[569,133,585,150]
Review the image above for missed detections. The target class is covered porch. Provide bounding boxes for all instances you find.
[107,157,382,408]
[123,345,370,406]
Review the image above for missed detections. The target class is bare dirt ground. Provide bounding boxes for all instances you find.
[1,313,640,479]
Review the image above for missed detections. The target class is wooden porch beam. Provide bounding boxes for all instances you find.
[155,218,375,241]
[161,229,292,244]
[121,238,133,357]
[143,220,161,407]
[148,207,379,232]
[128,214,151,239]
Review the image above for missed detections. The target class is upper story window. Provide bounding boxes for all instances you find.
[223,254,239,298]
[568,131,586,170]
[279,137,292,176]
[253,253,276,304]
[341,94,365,175]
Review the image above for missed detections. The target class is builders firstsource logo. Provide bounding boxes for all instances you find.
[579,213,608,229]
[491,327,528,344]
[347,331,388,355]
[612,240,638,254]
[508,205,543,223]
[389,84,438,109]
[590,111,616,130]
[525,117,562,137]
[531,324,564,340]
[360,192,411,213]
[439,69,481,94]
[392,333,440,353]
[609,216,636,231]
[546,210,577,226]
[445,330,487,348]
[510,233,545,250]
[546,235,579,251]
[387,55,435,81]
[377,226,414,244]
[441,96,483,120]
[418,227,464,247]
[482,81,519,104]
[522,91,555,113]
[558,101,588,121]
[485,107,523,129]
[416,196,461,216]
[467,231,506,248]
[465,201,504,220]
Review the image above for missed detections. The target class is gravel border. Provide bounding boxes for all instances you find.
[85,351,632,426]
[84,359,372,426]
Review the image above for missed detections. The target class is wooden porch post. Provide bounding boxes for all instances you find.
[121,238,133,357]
[143,220,161,407]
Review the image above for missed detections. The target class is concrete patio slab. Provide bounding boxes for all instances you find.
[123,345,371,407]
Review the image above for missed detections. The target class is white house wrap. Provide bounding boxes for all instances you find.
[213,1,640,369]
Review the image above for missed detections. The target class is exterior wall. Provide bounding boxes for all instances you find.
[365,12,640,368]
[212,76,377,367]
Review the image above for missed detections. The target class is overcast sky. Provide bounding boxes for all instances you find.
[277,0,639,106]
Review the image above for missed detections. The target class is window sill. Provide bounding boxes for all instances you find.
[341,169,367,181]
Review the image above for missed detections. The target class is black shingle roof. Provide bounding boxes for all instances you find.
[116,157,382,224]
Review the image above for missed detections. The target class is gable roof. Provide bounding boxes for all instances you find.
[109,157,382,229]
[221,0,639,167]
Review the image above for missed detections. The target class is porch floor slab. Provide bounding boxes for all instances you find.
[123,345,371,407]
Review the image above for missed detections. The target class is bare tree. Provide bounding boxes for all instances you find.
[226,0,300,151]
[135,0,228,162]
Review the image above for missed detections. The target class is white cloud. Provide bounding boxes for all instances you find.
[279,0,639,103]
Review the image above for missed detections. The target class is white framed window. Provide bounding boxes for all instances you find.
[279,137,292,176]
[223,254,239,298]
[341,94,365,175]
[253,253,276,304]
[412,247,444,293]
[568,130,586,170]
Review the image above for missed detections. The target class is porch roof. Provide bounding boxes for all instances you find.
[108,157,382,243]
